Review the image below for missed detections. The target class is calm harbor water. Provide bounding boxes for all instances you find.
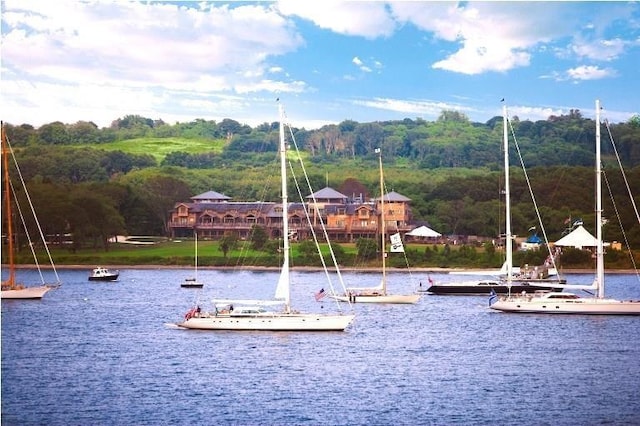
[2,268,640,425]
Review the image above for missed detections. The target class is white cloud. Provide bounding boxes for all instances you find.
[352,97,471,118]
[276,0,396,38]
[509,106,565,122]
[566,65,617,81]
[390,2,578,75]
[1,0,637,129]
[352,56,377,73]
[570,38,630,61]
[1,1,307,126]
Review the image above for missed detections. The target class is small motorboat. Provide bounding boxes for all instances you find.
[181,278,204,288]
[88,267,119,281]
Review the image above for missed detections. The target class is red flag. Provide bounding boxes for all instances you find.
[428,276,434,285]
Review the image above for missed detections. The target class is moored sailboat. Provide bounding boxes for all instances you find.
[180,231,204,288]
[330,149,420,304]
[175,103,355,331]
[424,103,565,295]
[1,122,60,299]
[490,100,640,315]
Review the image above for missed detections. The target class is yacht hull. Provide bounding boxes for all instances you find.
[177,313,355,331]
[422,281,564,295]
[491,298,640,315]
[331,294,420,304]
[1,285,52,299]
[88,275,119,282]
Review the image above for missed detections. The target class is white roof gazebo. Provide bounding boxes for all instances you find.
[406,225,442,238]
[554,225,599,249]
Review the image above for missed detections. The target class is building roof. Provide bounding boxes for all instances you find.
[191,191,231,202]
[376,191,411,202]
[306,187,348,202]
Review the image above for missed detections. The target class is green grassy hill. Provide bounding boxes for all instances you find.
[98,137,227,163]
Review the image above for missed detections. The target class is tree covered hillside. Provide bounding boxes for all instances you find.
[5,109,640,169]
[3,110,640,250]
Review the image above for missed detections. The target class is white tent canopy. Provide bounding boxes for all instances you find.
[554,225,599,249]
[406,225,442,238]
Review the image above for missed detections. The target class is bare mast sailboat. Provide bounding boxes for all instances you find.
[331,149,420,304]
[490,100,640,315]
[181,231,204,288]
[425,103,565,295]
[1,123,60,299]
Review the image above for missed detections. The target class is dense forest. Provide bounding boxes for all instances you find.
[3,109,640,251]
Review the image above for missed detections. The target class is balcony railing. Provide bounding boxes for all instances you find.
[169,220,412,234]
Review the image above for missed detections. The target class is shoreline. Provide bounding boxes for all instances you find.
[4,264,635,274]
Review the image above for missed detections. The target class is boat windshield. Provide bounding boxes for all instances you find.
[546,293,581,300]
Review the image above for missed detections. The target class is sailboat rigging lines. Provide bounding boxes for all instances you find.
[490,100,640,315]
[329,148,421,304]
[1,122,60,299]
[424,103,565,295]
[174,102,355,331]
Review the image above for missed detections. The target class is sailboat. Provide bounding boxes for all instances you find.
[490,100,640,314]
[181,231,204,288]
[1,122,60,299]
[330,149,420,304]
[175,103,355,331]
[424,104,565,295]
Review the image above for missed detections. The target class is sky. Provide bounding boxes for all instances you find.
[1,1,639,130]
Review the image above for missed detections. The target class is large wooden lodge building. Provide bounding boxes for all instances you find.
[168,187,414,242]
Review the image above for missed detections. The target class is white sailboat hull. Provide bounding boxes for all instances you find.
[491,297,640,315]
[1,285,52,299]
[331,293,420,304]
[177,312,355,331]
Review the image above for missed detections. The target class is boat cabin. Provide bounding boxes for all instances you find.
[543,292,581,300]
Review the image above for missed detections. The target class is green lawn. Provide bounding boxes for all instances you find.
[12,239,624,270]
[99,137,226,162]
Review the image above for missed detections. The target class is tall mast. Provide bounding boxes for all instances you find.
[595,100,604,298]
[2,123,16,288]
[194,230,198,282]
[377,148,387,294]
[503,104,513,284]
[278,103,291,312]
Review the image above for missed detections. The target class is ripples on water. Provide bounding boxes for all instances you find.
[2,269,640,425]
